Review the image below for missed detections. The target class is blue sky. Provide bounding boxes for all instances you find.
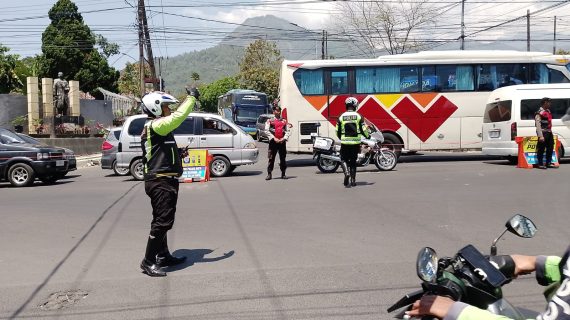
[1,0,568,70]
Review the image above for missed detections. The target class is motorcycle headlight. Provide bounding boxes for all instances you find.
[244,142,256,149]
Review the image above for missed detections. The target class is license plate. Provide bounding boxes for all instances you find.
[56,160,65,166]
[489,130,500,138]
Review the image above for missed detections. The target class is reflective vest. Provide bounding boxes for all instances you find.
[141,120,183,180]
[337,111,366,145]
[269,118,287,139]
[536,107,552,131]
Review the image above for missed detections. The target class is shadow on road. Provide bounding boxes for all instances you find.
[165,249,235,272]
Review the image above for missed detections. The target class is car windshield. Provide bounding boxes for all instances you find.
[0,130,26,144]
[17,134,41,144]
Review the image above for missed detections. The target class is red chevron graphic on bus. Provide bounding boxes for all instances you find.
[391,96,458,142]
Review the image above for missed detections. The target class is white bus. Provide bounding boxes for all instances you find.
[278,50,570,155]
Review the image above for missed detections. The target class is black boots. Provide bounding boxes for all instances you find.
[156,234,187,267]
[350,168,356,187]
[281,171,287,179]
[141,236,166,277]
[341,162,349,187]
[265,173,272,180]
[266,172,287,180]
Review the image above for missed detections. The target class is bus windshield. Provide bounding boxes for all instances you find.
[236,106,267,124]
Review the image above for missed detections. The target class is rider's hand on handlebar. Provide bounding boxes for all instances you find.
[511,254,537,277]
[406,295,454,319]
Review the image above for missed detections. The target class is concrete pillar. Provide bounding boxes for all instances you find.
[27,77,40,133]
[69,80,80,117]
[42,78,54,137]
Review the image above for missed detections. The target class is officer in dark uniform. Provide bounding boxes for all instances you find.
[264,101,291,180]
[336,97,370,187]
[535,97,556,169]
[140,89,198,277]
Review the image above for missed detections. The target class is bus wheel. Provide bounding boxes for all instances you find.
[382,133,402,158]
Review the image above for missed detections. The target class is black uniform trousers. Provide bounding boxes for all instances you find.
[340,144,360,171]
[267,140,287,174]
[144,176,179,238]
[536,131,554,165]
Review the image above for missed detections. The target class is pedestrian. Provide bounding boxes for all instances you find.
[535,97,556,169]
[265,100,290,180]
[139,89,199,277]
[336,97,370,187]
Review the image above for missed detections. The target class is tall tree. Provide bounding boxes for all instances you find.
[117,61,150,98]
[238,40,282,101]
[40,0,119,93]
[198,76,239,113]
[334,0,437,56]
[0,44,23,94]
[190,72,200,82]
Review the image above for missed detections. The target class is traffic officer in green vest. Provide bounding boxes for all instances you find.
[336,97,370,187]
[139,89,198,277]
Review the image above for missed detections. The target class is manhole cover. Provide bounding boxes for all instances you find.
[39,289,88,311]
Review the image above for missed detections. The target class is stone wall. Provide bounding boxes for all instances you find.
[0,94,30,129]
[34,137,104,155]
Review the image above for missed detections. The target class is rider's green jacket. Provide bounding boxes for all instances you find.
[444,246,570,320]
[141,96,196,180]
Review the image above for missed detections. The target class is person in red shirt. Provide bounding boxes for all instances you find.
[264,102,291,180]
[535,97,556,169]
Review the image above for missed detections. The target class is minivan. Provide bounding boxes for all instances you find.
[255,113,274,142]
[115,113,259,180]
[482,84,570,162]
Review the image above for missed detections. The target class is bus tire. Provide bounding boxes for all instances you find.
[382,133,402,158]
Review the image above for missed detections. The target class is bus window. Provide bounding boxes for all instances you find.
[530,64,549,84]
[400,66,419,92]
[477,64,527,91]
[293,69,324,95]
[421,66,436,91]
[484,101,512,123]
[331,71,349,94]
[355,67,399,93]
[549,69,570,83]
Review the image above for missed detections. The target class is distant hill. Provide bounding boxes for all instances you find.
[160,15,361,95]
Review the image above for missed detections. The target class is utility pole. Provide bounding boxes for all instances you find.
[527,10,530,52]
[553,16,557,54]
[460,0,465,50]
[321,30,325,59]
[137,1,145,97]
[139,0,158,91]
[325,30,328,59]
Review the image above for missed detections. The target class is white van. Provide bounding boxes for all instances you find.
[482,84,570,161]
[115,112,259,180]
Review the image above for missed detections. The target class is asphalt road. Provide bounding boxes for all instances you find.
[0,144,568,319]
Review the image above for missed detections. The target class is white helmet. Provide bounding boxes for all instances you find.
[141,91,179,117]
[345,97,358,110]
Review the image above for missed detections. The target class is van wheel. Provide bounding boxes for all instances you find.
[113,160,130,176]
[210,156,230,177]
[8,163,35,187]
[130,159,144,181]
[506,156,518,165]
[382,133,402,158]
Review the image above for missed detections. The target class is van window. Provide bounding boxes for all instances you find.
[521,98,570,120]
[484,101,512,123]
[128,117,147,136]
[173,118,195,135]
[202,118,234,135]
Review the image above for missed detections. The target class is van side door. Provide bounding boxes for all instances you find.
[197,117,235,149]
[173,117,198,149]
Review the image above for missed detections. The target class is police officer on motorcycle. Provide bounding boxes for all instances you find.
[139,90,198,277]
[336,97,370,187]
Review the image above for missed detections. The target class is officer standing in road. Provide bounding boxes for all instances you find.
[265,100,291,180]
[535,97,556,169]
[139,89,198,277]
[336,97,370,187]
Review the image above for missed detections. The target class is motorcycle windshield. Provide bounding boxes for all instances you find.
[486,299,525,319]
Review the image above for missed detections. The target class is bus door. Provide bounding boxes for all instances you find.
[324,69,354,138]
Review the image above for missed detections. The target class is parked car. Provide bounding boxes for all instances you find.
[100,127,129,176]
[115,113,259,180]
[16,133,76,173]
[0,128,69,187]
[255,113,274,142]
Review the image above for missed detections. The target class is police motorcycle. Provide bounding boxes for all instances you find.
[311,121,397,173]
[387,214,538,320]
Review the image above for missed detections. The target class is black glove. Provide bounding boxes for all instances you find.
[188,87,200,100]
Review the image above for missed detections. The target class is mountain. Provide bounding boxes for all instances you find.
[160,15,360,95]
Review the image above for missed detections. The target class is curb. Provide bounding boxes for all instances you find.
[76,153,102,168]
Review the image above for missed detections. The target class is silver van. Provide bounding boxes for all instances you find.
[115,113,259,180]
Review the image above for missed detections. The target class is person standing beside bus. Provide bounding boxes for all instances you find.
[265,102,290,180]
[535,97,556,169]
[336,97,370,187]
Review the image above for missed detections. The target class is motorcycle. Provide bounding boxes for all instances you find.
[387,214,539,319]
[311,122,397,173]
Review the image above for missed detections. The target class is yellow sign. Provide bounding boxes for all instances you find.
[181,149,208,181]
[521,136,558,153]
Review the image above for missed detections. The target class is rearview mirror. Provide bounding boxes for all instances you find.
[416,247,438,283]
[506,214,537,238]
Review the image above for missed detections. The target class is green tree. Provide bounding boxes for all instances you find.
[190,72,200,82]
[117,62,151,98]
[0,44,23,94]
[40,0,118,93]
[198,76,239,113]
[238,40,282,101]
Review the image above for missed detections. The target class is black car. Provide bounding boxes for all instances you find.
[0,128,69,187]
[16,133,77,172]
